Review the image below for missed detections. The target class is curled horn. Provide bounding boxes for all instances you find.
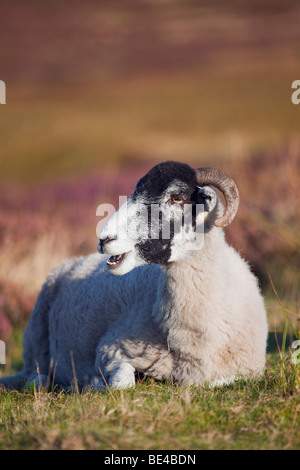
[195,167,239,227]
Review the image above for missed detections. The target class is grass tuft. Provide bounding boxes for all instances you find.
[0,357,299,450]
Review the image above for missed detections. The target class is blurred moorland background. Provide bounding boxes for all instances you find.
[0,0,300,370]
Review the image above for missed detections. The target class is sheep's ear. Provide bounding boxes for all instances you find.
[196,186,217,212]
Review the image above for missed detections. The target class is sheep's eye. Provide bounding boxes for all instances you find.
[171,195,184,204]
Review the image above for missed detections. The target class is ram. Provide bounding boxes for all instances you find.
[0,161,268,390]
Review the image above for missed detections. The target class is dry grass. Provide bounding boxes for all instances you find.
[0,355,299,450]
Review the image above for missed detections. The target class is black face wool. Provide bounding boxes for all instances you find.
[133,161,197,202]
[137,238,172,265]
[132,161,200,265]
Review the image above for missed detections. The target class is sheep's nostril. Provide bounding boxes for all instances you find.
[98,237,116,254]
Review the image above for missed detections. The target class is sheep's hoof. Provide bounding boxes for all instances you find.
[108,363,135,389]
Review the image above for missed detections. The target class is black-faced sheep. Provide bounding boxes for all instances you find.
[0,161,268,390]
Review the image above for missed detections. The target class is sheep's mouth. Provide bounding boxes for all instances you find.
[107,252,130,269]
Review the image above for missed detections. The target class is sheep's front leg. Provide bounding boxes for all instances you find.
[95,339,136,390]
[95,331,170,390]
[108,362,135,389]
[89,362,135,390]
